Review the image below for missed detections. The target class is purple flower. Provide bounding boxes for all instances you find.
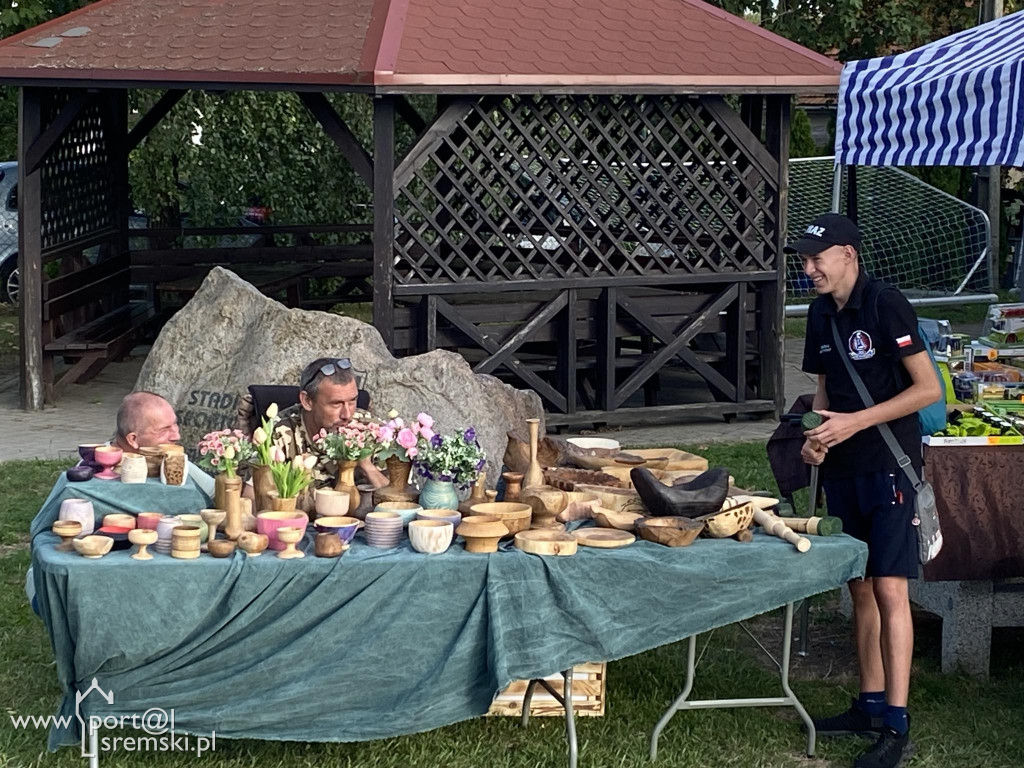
[464,427,476,443]
[476,458,486,470]
[431,434,443,448]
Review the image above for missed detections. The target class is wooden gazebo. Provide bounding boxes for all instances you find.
[0,0,840,421]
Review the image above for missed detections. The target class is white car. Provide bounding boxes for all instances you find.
[0,161,18,304]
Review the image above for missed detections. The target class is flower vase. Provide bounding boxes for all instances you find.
[523,418,545,490]
[251,464,276,514]
[222,475,244,541]
[334,460,360,511]
[373,455,418,505]
[269,492,298,512]
[458,472,488,514]
[419,478,459,511]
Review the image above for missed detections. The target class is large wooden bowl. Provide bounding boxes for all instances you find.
[636,517,704,548]
[573,484,646,515]
[469,502,532,537]
[520,486,567,528]
[696,500,755,538]
[591,505,645,531]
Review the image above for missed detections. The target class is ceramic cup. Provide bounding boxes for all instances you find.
[257,511,310,551]
[314,488,350,518]
[373,501,423,528]
[119,452,148,484]
[58,498,95,536]
[137,512,163,531]
[102,513,136,530]
[408,520,454,555]
[364,510,404,548]
[77,443,104,469]
[93,445,123,480]
[178,514,209,544]
[155,515,182,553]
[313,515,360,545]
[417,509,462,528]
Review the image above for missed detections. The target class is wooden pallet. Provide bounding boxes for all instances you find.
[487,662,606,717]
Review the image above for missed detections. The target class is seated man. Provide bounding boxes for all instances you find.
[272,357,388,512]
[113,391,180,452]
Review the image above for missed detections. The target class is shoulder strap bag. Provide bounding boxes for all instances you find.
[829,317,943,565]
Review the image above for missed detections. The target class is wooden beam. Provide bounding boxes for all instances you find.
[597,287,616,411]
[393,97,476,189]
[474,292,568,375]
[545,400,775,428]
[562,288,578,414]
[299,92,374,188]
[763,94,790,416]
[395,96,426,134]
[126,89,186,152]
[24,89,90,174]
[372,96,396,350]
[18,87,44,410]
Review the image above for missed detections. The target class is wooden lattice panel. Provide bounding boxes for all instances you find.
[393,95,777,286]
[40,91,115,251]
[487,662,605,717]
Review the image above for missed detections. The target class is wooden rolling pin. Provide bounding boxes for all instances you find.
[778,515,843,536]
[753,508,811,552]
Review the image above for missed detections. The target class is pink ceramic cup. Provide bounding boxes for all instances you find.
[137,512,163,531]
[257,511,310,551]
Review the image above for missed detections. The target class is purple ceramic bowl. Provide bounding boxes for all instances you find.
[78,444,104,464]
[314,516,360,545]
[67,465,95,482]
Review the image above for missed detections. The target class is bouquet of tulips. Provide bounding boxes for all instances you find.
[413,426,486,489]
[267,446,317,499]
[314,412,383,462]
[376,410,435,462]
[196,428,256,479]
[250,402,279,466]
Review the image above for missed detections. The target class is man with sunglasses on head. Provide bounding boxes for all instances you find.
[272,357,388,511]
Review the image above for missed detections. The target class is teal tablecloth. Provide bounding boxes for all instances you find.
[30,478,867,750]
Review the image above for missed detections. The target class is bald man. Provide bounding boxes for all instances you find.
[113,391,180,452]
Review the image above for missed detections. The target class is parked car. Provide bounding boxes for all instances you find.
[0,161,18,303]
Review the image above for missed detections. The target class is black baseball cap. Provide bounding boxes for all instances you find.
[784,213,862,256]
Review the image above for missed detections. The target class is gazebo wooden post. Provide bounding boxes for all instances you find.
[763,94,791,417]
[373,95,396,351]
[18,86,44,411]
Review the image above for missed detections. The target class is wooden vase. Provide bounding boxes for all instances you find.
[251,464,276,516]
[459,472,488,514]
[214,472,228,512]
[222,475,244,541]
[523,418,545,490]
[334,459,360,512]
[373,455,418,505]
[270,492,298,512]
[502,472,524,502]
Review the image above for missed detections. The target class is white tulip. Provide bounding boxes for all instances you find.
[253,427,267,444]
[266,403,279,420]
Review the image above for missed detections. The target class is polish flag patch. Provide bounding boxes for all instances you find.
[896,334,913,348]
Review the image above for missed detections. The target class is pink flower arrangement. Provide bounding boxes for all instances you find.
[196,428,256,478]
[377,410,435,461]
[314,416,383,462]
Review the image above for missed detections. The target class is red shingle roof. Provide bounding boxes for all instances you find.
[0,0,840,91]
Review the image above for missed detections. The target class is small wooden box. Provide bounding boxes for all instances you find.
[487,662,606,717]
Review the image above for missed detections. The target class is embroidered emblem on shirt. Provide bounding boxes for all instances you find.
[896,334,913,348]
[848,330,875,360]
[819,344,832,354]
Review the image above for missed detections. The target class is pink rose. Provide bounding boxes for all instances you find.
[420,427,435,443]
[379,426,394,443]
[407,446,418,458]
[397,428,417,450]
[417,413,434,429]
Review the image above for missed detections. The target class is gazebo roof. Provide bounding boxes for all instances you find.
[0,0,840,92]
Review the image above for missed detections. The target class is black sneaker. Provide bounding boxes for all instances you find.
[812,698,884,737]
[854,726,915,768]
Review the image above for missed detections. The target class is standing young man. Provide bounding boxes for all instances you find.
[791,213,941,768]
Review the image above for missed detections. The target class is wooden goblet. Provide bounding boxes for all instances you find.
[52,520,82,551]
[276,526,305,559]
[200,508,227,545]
[129,528,158,560]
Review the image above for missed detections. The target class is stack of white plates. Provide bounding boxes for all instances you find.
[364,511,404,548]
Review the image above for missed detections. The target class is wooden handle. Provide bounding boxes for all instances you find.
[753,509,811,552]
[778,516,842,536]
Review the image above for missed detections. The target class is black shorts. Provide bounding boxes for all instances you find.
[823,469,918,579]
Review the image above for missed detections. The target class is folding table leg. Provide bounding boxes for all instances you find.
[649,602,817,761]
[519,669,578,768]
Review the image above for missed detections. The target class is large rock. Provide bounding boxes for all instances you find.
[135,268,544,487]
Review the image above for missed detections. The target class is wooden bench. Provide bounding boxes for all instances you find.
[41,252,158,402]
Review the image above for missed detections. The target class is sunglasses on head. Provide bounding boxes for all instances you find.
[301,358,352,391]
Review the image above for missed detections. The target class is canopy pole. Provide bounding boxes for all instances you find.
[831,163,843,214]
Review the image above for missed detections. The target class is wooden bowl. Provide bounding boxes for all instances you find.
[408,519,454,554]
[573,484,646,515]
[696,500,755,538]
[72,535,114,559]
[456,516,508,553]
[636,517,704,548]
[237,532,269,556]
[592,505,645,531]
[468,502,532,537]
[207,539,237,558]
[514,529,578,556]
[102,513,136,530]
[520,486,568,528]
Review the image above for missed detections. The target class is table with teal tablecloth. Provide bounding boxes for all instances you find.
[30,476,867,751]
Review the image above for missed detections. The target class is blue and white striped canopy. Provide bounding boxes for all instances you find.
[836,11,1024,167]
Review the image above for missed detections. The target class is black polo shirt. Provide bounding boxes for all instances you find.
[802,270,925,479]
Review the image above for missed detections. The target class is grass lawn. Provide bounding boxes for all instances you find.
[2,448,1022,767]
